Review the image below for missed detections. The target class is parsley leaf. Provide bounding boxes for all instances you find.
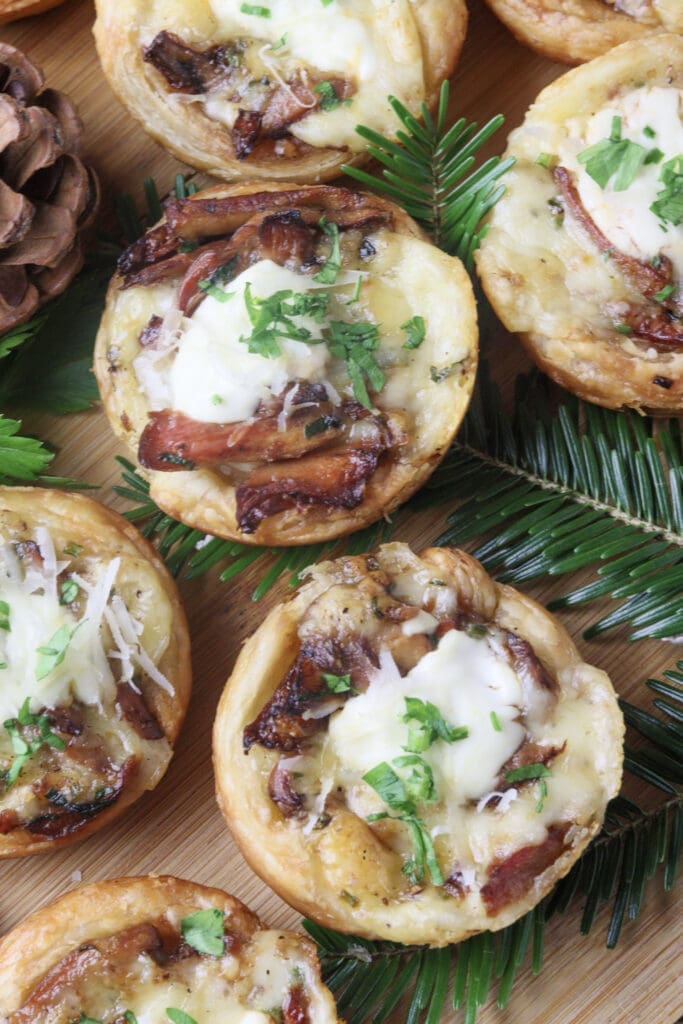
[0,600,9,632]
[60,579,80,605]
[314,80,344,112]
[181,907,225,956]
[240,3,271,14]
[504,762,552,783]
[401,315,426,349]
[167,1012,199,1024]
[198,257,238,302]
[240,287,329,357]
[35,624,75,680]
[322,672,355,693]
[577,116,646,191]
[314,219,342,284]
[124,1014,138,1024]
[402,697,468,752]
[3,698,67,789]
[324,320,384,409]
[650,155,683,226]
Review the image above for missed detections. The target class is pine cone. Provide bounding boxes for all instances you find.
[0,44,99,333]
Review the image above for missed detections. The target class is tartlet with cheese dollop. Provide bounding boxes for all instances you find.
[94,182,478,545]
[93,0,467,183]
[0,488,191,856]
[213,542,623,945]
[476,35,683,412]
[0,875,340,1023]
[482,0,682,65]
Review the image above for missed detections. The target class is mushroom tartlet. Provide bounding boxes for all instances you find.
[476,35,683,412]
[0,488,191,856]
[0,875,340,1022]
[213,543,623,946]
[94,183,478,545]
[93,0,467,183]
[482,0,682,65]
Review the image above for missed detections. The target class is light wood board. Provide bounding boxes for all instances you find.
[0,1,681,1022]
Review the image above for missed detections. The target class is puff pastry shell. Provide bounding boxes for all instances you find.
[93,0,467,182]
[0,488,191,856]
[0,875,340,1022]
[476,35,683,412]
[94,182,478,545]
[482,0,682,65]
[213,542,623,946]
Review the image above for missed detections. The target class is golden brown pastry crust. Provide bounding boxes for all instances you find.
[94,181,478,545]
[0,875,340,1022]
[92,0,467,183]
[482,0,681,65]
[0,487,191,857]
[213,543,624,946]
[0,0,67,23]
[476,35,683,412]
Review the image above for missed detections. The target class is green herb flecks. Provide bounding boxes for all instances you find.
[240,287,330,358]
[314,80,345,112]
[577,116,646,191]
[314,219,342,284]
[240,3,271,15]
[535,779,549,814]
[650,155,683,226]
[197,257,238,303]
[490,710,502,732]
[35,623,77,680]
[324,320,384,410]
[653,283,675,303]
[401,315,426,350]
[3,698,67,789]
[402,696,468,753]
[181,907,225,956]
[0,600,9,632]
[504,762,552,784]
[59,579,80,605]
[322,672,355,693]
[304,414,340,439]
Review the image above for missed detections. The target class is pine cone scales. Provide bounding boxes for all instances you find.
[0,44,99,333]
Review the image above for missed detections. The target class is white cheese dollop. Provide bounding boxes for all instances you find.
[169,259,331,424]
[327,629,526,806]
[562,85,683,277]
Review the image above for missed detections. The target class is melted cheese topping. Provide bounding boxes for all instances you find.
[560,85,683,278]
[0,532,171,722]
[202,0,425,151]
[54,929,327,1024]
[133,236,471,427]
[328,631,526,804]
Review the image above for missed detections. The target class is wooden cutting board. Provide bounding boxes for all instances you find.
[1,2,681,1021]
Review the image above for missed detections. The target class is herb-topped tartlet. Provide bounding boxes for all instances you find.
[482,0,682,65]
[94,183,478,545]
[476,35,683,412]
[0,875,340,1022]
[92,0,467,182]
[0,488,191,856]
[213,543,623,945]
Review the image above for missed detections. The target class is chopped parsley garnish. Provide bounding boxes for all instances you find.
[35,623,76,680]
[650,155,683,227]
[167,1012,198,1024]
[3,698,67,789]
[78,1016,102,1024]
[429,361,462,383]
[615,323,633,335]
[467,623,487,639]
[240,286,330,357]
[158,453,195,468]
[364,756,443,885]
[240,3,271,15]
[314,80,343,111]
[401,315,426,350]
[490,710,502,732]
[313,219,342,284]
[211,394,224,405]
[271,32,287,50]
[59,579,80,605]
[322,672,354,693]
[577,116,646,191]
[64,542,83,557]
[402,697,468,753]
[198,257,238,302]
[181,907,225,956]
[643,125,656,139]
[654,283,675,303]
[0,600,9,631]
[347,275,363,304]
[535,779,548,814]
[0,663,7,670]
[504,762,552,784]
[304,414,340,438]
[124,1014,138,1024]
[535,152,556,169]
[324,319,384,410]
[320,0,334,5]
[644,147,665,166]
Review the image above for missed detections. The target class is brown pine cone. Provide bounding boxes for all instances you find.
[0,44,99,333]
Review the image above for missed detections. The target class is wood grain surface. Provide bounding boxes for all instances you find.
[1,1,681,1021]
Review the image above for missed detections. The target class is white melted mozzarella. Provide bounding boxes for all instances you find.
[169,260,332,423]
[205,0,424,150]
[562,86,683,277]
[328,629,526,806]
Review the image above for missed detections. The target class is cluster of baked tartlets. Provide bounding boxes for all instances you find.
[5,0,681,1016]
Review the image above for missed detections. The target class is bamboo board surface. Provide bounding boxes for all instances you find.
[1,1,681,1021]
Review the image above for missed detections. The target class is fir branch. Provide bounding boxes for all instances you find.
[342,82,514,267]
[429,365,683,641]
